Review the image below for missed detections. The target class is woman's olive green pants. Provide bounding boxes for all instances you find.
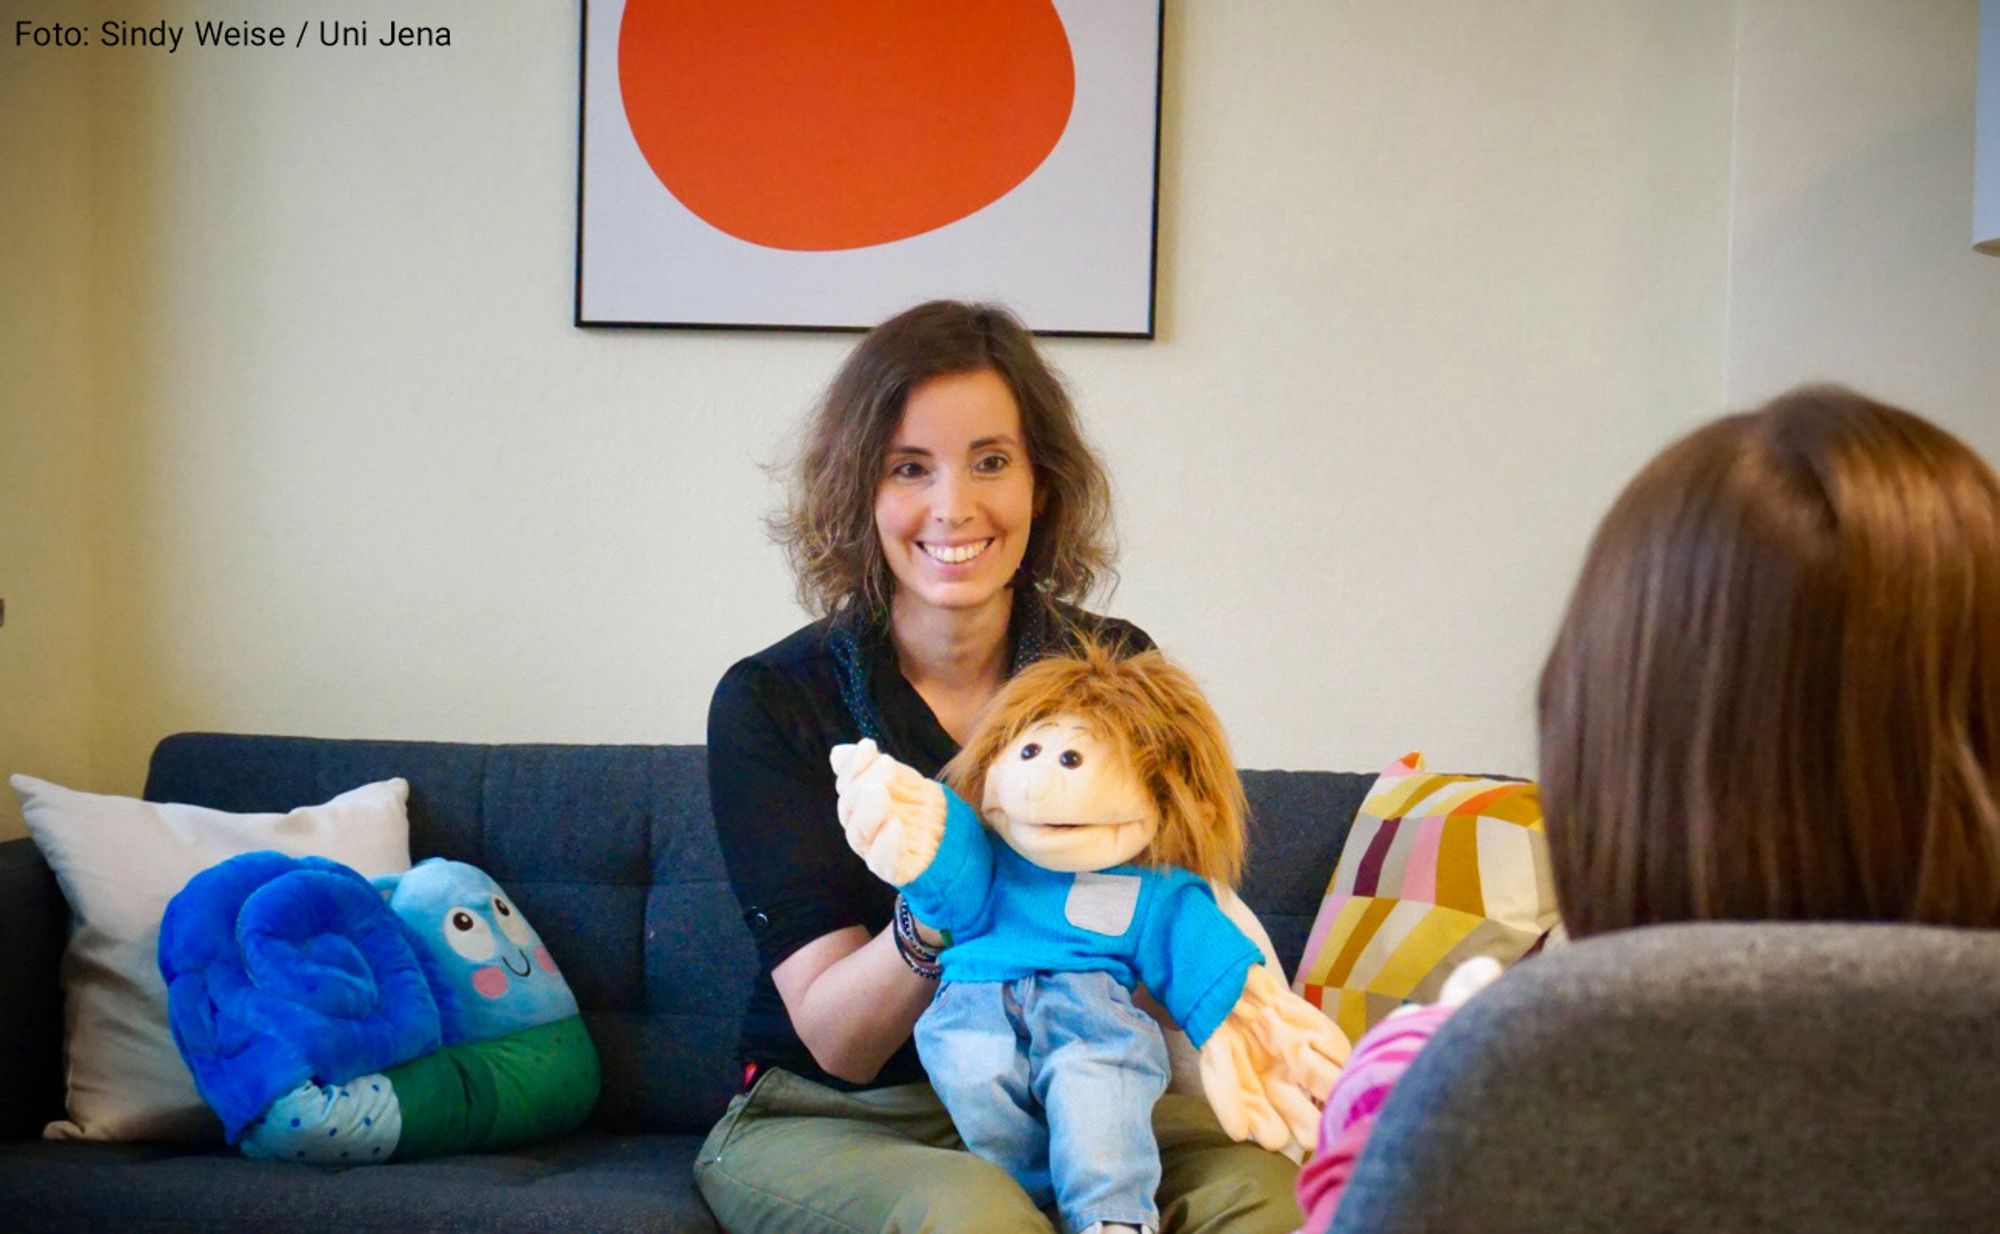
[694,1068,1303,1234]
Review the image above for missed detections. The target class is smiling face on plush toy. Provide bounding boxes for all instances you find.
[378,859,580,1044]
[443,893,546,992]
[983,713,1160,873]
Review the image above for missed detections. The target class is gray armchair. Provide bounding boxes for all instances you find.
[1330,922,2000,1234]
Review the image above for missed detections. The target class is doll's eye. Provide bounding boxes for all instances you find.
[1020,743,1042,760]
[1059,750,1083,769]
[492,895,535,947]
[443,907,497,962]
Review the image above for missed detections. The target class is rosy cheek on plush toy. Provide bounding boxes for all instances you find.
[535,946,556,973]
[472,966,510,999]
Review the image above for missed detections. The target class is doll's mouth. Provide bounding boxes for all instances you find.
[502,951,532,978]
[1006,816,1148,833]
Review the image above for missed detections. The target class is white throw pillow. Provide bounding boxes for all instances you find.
[9,774,412,1143]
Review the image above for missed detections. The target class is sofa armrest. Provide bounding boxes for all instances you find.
[0,837,68,1140]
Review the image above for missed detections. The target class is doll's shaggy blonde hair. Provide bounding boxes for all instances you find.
[941,643,1249,888]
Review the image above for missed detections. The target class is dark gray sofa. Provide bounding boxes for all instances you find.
[2,734,1995,1233]
[0,733,1352,1233]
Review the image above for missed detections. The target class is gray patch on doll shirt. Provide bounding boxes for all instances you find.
[1064,872,1142,935]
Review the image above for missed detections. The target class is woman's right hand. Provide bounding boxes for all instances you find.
[829,740,947,886]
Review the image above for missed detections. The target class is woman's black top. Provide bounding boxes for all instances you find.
[705,588,1153,1090]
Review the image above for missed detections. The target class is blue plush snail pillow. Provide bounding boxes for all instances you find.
[159,854,599,1164]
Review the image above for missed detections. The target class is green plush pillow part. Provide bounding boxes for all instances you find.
[387,1015,600,1160]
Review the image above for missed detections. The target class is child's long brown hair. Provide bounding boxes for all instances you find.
[943,643,1249,887]
[1538,385,2000,936]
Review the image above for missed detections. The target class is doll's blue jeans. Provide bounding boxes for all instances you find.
[915,969,1172,1234]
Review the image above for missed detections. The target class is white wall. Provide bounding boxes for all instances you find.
[2,1,1993,839]
[1113,2,1732,774]
[1,46,96,838]
[1725,0,2000,462]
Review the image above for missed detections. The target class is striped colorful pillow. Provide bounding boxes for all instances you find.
[1291,752,1559,1042]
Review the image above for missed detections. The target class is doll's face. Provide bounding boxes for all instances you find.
[981,713,1159,873]
[382,859,579,1044]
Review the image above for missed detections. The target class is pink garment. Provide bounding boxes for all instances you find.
[1293,1002,1458,1234]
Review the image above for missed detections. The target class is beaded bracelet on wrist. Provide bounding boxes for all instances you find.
[893,927,942,980]
[892,893,942,980]
[894,894,940,959]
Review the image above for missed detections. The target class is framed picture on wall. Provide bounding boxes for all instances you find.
[575,1,1163,337]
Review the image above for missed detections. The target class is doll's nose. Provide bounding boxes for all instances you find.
[1020,764,1060,803]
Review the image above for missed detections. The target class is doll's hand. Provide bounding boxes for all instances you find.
[829,740,947,887]
[1198,965,1351,1151]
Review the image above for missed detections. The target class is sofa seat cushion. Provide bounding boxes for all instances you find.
[0,1133,719,1234]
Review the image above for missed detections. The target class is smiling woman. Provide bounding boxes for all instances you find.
[693,301,1307,1233]
[769,300,1113,626]
[873,367,1038,638]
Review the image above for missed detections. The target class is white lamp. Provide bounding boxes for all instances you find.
[1980,0,2000,253]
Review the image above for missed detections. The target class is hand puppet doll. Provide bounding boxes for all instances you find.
[830,644,1348,1234]
[159,854,598,1164]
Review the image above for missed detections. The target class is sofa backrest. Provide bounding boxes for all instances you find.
[144,734,1370,1135]
[1330,921,2000,1233]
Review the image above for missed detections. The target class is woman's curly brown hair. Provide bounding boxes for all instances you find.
[769,300,1117,617]
[941,642,1249,888]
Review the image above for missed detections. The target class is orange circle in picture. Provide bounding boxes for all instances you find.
[617,0,1076,252]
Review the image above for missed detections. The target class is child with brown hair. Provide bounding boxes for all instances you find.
[1294,385,2000,1231]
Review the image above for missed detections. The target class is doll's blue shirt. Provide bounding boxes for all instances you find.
[901,786,1262,1046]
